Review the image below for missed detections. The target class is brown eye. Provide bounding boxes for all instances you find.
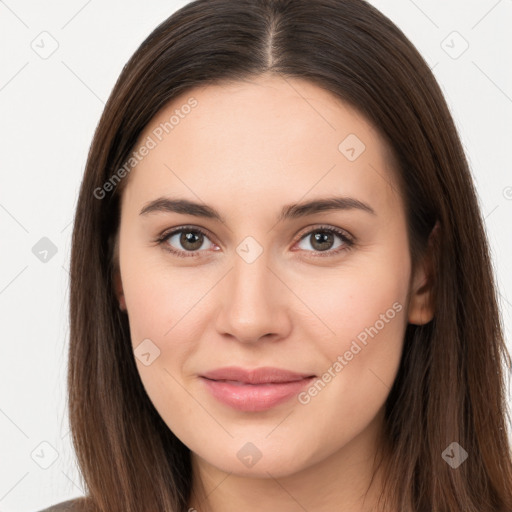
[295,226,353,256]
[310,231,335,251]
[157,225,353,259]
[159,227,215,257]
[178,230,205,251]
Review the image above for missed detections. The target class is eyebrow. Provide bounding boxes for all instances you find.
[139,196,376,222]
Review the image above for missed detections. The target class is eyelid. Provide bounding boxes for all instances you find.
[155,224,355,258]
[155,225,218,258]
[292,224,354,257]
[293,224,353,244]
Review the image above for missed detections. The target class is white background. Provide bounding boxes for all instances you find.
[0,1,511,510]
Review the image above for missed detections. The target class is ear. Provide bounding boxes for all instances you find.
[407,221,439,326]
[114,268,127,312]
[111,232,127,312]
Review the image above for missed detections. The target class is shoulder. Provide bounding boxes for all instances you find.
[36,497,91,512]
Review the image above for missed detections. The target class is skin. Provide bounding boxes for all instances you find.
[113,73,435,512]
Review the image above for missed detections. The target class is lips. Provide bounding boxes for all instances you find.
[199,366,316,412]
[200,366,316,384]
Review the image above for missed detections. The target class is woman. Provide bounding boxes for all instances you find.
[39,0,512,510]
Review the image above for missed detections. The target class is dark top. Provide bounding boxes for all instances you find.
[37,498,86,511]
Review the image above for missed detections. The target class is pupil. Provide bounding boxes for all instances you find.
[182,231,202,250]
[313,231,333,251]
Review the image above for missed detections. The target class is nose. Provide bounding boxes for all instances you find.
[213,248,292,344]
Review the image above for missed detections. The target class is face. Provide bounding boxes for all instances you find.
[113,73,433,480]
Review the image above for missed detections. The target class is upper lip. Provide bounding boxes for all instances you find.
[200,366,316,384]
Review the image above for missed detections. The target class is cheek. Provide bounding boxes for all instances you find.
[293,251,409,429]
[120,249,216,398]
[294,248,409,346]
[121,248,208,345]
[121,256,207,426]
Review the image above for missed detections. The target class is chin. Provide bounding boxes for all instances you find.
[191,438,317,479]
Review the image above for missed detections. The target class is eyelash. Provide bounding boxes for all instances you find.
[155,224,354,258]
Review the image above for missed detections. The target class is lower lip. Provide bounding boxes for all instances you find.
[200,376,315,412]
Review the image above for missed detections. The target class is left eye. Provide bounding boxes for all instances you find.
[157,225,353,258]
[295,227,353,255]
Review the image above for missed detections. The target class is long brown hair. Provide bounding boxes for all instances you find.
[68,0,512,510]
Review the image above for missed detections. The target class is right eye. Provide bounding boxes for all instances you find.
[156,226,219,258]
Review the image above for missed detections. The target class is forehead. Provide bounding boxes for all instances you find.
[123,74,402,219]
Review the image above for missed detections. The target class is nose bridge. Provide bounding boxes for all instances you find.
[230,244,275,313]
[228,231,272,296]
[215,239,288,342]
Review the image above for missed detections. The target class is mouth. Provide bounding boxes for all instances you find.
[199,366,316,412]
